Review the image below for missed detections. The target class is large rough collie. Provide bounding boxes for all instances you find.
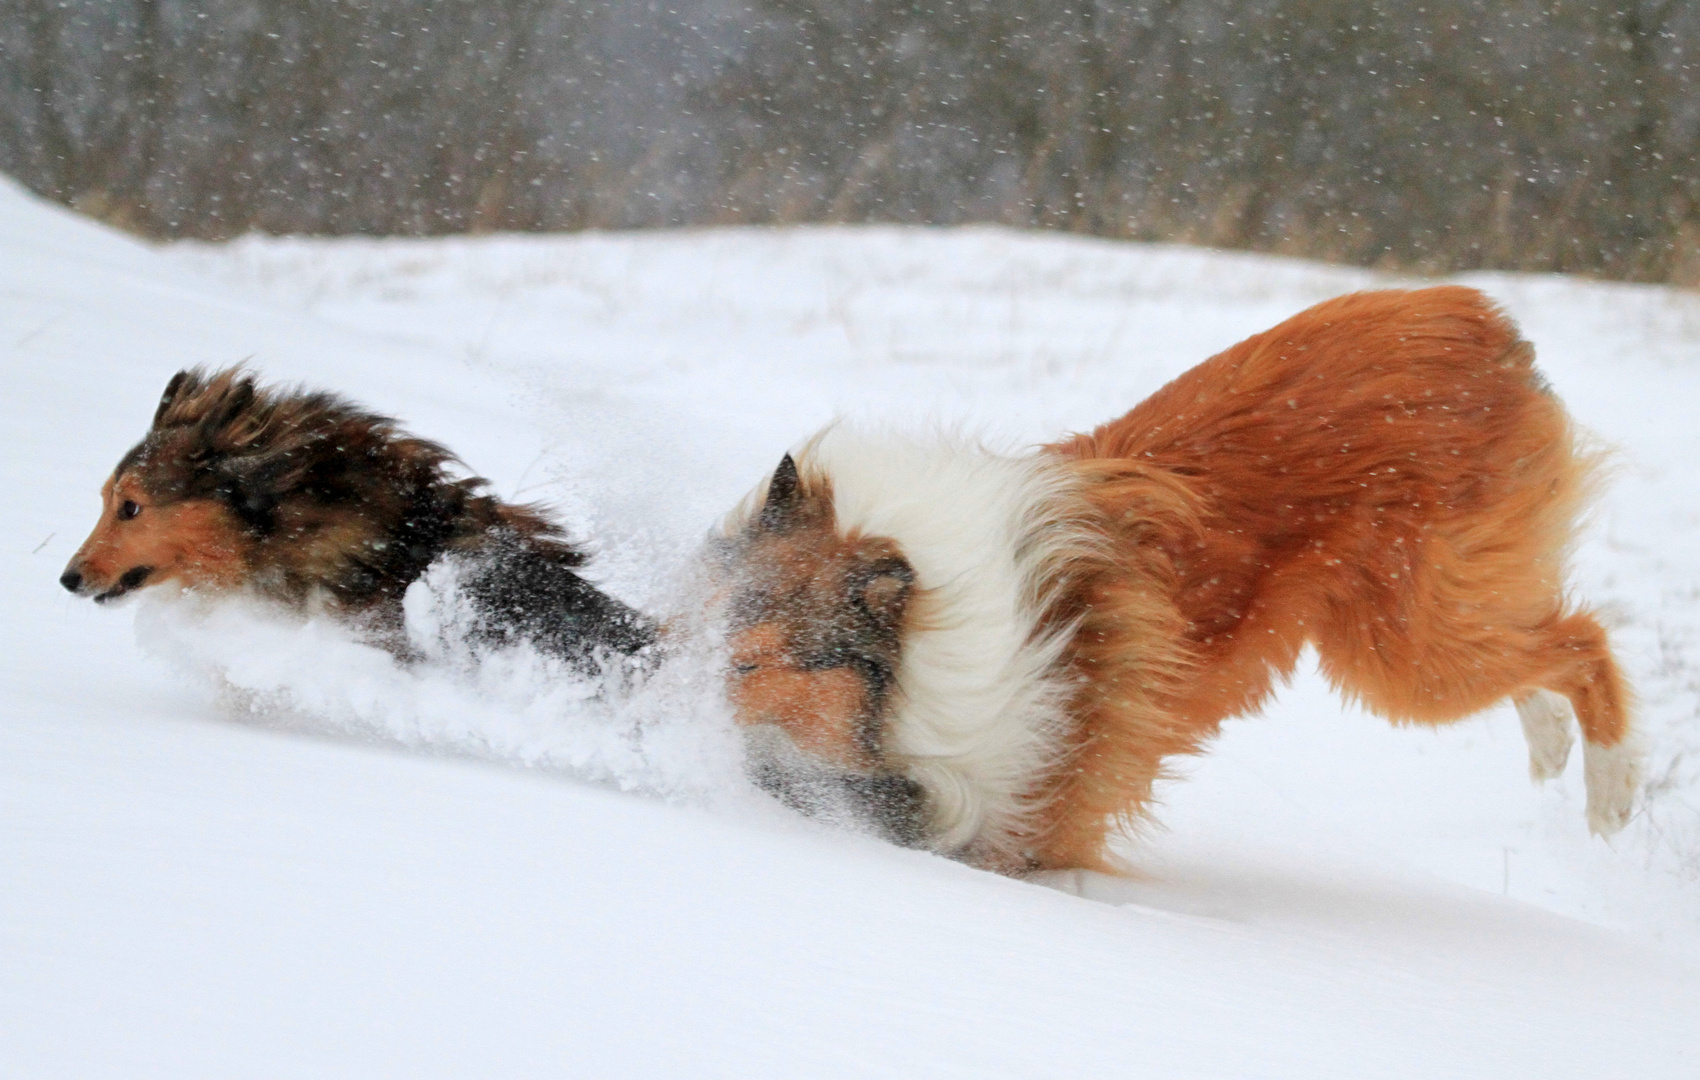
[61,367,656,670]
[712,287,1636,873]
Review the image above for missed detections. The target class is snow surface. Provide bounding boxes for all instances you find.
[4,177,1699,1076]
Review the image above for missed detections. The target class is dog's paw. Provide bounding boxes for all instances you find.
[1515,689,1574,783]
[1583,733,1642,837]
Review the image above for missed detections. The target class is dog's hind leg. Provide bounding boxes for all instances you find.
[1531,611,1639,836]
[1515,688,1574,783]
[1312,576,1638,835]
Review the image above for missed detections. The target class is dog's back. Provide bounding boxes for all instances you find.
[1060,287,1561,539]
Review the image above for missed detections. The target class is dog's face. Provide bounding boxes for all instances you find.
[61,466,247,603]
[61,372,254,603]
[719,454,929,844]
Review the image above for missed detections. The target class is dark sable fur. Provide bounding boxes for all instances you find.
[125,366,656,668]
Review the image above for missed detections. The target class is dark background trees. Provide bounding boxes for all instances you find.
[2,0,1695,283]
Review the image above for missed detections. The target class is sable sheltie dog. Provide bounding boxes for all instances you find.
[711,287,1637,873]
[61,367,656,670]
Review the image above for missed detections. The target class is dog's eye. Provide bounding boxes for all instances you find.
[796,649,849,672]
[732,662,760,676]
[117,500,141,521]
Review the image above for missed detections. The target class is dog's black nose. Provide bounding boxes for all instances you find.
[60,569,82,594]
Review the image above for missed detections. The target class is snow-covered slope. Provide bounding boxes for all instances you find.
[4,178,1699,1077]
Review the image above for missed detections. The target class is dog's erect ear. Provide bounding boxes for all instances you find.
[853,558,915,631]
[153,370,194,427]
[759,453,805,531]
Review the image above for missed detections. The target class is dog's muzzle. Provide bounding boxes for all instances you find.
[62,563,153,603]
[743,726,929,849]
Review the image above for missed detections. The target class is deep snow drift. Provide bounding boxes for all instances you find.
[4,179,1699,1077]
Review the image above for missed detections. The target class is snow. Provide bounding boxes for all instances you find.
[4,177,1699,1077]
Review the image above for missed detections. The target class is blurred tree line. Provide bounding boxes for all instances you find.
[2,0,1696,283]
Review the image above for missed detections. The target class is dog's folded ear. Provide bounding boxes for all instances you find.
[208,445,312,534]
[852,558,915,630]
[214,470,279,532]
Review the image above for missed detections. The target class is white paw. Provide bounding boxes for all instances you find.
[1583,733,1643,837]
[1515,689,1574,782]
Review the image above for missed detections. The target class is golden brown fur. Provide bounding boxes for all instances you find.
[1033,286,1626,869]
[717,287,1633,872]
